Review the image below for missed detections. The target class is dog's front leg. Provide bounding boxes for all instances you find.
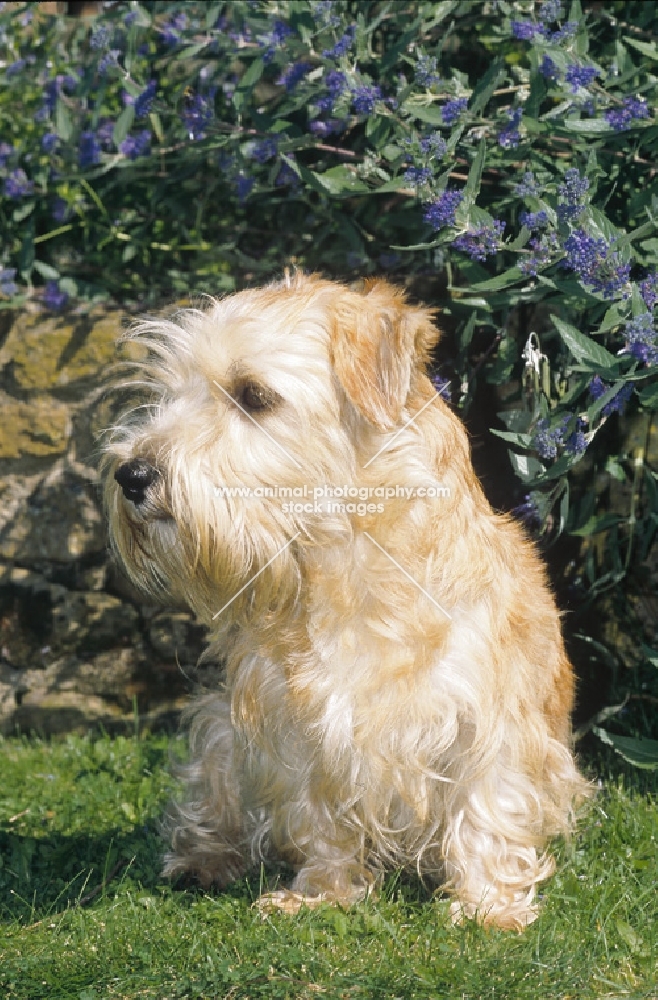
[256,778,377,914]
[162,694,249,887]
[442,764,556,931]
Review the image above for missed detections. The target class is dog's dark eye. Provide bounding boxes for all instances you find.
[238,381,276,411]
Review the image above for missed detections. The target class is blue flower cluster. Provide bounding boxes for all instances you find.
[423,190,463,230]
[452,220,505,261]
[512,493,541,527]
[605,96,649,132]
[431,373,451,399]
[352,84,382,115]
[404,165,433,187]
[0,267,18,296]
[277,62,312,93]
[532,415,587,460]
[120,130,151,160]
[511,6,578,45]
[519,231,559,277]
[133,79,158,118]
[419,132,447,156]
[415,55,441,88]
[532,417,568,460]
[79,132,101,168]
[640,273,658,311]
[539,55,559,81]
[498,108,523,149]
[441,98,468,125]
[159,12,187,47]
[322,25,355,59]
[513,172,542,198]
[42,280,68,311]
[565,419,588,456]
[589,376,634,415]
[623,313,658,365]
[565,64,599,93]
[247,138,279,164]
[563,229,630,299]
[261,20,293,63]
[3,167,33,199]
[519,210,549,230]
[182,93,213,141]
[557,168,589,222]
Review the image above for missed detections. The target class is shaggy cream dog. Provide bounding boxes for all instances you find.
[104,273,587,930]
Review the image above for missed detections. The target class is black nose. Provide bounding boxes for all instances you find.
[114,459,159,506]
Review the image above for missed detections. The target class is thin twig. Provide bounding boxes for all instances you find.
[75,858,129,907]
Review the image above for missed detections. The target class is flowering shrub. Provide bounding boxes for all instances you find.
[1,0,657,761]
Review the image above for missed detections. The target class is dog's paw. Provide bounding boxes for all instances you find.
[255,889,330,916]
[449,896,539,932]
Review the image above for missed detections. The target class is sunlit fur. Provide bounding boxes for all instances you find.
[103,273,589,930]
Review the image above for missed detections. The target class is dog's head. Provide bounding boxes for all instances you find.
[103,273,442,623]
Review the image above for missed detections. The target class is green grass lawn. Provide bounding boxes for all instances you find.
[0,733,656,1000]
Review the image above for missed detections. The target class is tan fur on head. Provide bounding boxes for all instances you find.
[104,272,590,932]
[330,279,440,429]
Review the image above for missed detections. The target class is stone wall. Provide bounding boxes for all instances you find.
[0,305,205,735]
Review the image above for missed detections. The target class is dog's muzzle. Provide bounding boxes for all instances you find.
[114,458,160,506]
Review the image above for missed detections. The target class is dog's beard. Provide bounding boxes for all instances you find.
[106,467,309,626]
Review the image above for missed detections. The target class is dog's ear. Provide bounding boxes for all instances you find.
[329,280,440,430]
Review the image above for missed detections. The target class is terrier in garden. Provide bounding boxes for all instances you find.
[104,273,587,931]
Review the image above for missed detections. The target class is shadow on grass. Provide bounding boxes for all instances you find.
[0,819,439,925]
[0,825,166,921]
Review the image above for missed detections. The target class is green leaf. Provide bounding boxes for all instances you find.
[469,58,505,119]
[508,451,545,482]
[113,104,135,149]
[625,37,658,60]
[587,378,631,422]
[459,312,477,352]
[402,102,444,125]
[525,71,546,120]
[234,57,264,111]
[570,513,624,537]
[598,302,627,334]
[593,728,658,769]
[179,43,208,60]
[558,481,570,534]
[617,218,658,247]
[12,201,34,223]
[149,112,164,144]
[605,455,626,480]
[19,219,35,276]
[380,18,426,73]
[587,205,624,246]
[506,226,531,252]
[239,56,265,90]
[638,381,658,408]
[374,176,410,193]
[32,260,60,280]
[55,98,73,141]
[469,267,524,292]
[616,921,643,953]
[122,78,142,99]
[552,316,618,368]
[532,450,583,484]
[204,2,223,29]
[641,644,658,668]
[462,139,486,205]
[315,165,369,195]
[561,118,612,133]
[497,409,533,433]
[490,429,533,447]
